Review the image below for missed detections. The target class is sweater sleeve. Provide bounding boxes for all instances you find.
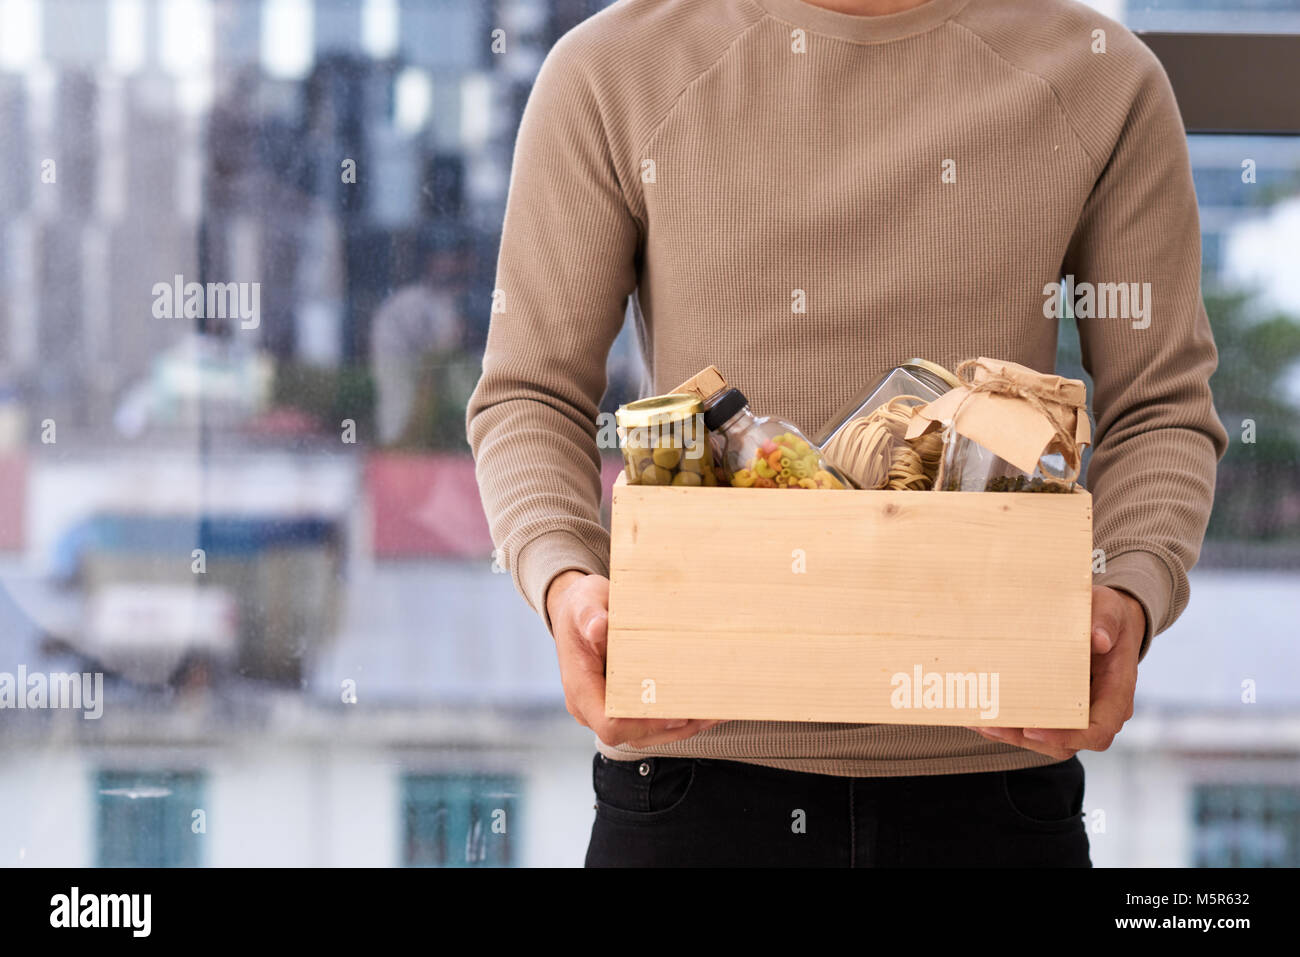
[465,37,640,632]
[1062,52,1229,659]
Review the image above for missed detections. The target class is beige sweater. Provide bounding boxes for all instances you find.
[466,0,1228,777]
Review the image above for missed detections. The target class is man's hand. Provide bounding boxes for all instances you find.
[966,585,1145,760]
[546,570,721,748]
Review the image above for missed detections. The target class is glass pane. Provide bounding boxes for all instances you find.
[1193,785,1300,867]
[1059,135,1300,549]
[1078,0,1300,33]
[1191,135,1300,544]
[1076,134,1300,867]
[96,770,204,867]
[0,0,608,869]
[0,0,1294,872]
[402,774,520,868]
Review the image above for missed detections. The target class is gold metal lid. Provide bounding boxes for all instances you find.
[903,358,963,390]
[616,393,703,428]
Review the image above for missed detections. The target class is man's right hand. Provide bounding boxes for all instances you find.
[546,570,720,749]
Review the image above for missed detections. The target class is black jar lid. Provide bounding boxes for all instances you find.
[702,389,749,431]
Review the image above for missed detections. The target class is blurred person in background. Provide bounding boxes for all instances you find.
[372,247,466,447]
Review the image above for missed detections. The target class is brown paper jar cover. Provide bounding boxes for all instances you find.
[904,357,1092,477]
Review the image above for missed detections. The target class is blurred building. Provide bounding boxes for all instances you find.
[0,0,617,868]
[0,449,625,867]
[1083,572,1300,867]
[0,0,615,434]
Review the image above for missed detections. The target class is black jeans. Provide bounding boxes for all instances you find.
[585,753,1091,867]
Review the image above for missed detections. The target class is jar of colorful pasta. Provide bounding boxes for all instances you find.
[702,389,846,489]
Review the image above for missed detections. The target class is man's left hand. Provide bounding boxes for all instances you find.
[966,585,1145,760]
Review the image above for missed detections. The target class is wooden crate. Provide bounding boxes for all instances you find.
[605,475,1092,728]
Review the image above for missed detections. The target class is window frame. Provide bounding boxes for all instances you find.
[1141,33,1300,134]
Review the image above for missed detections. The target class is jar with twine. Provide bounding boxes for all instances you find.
[903,357,1092,492]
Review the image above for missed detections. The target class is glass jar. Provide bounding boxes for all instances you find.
[937,436,1075,492]
[812,358,961,450]
[813,359,960,490]
[615,393,717,487]
[702,389,845,489]
[922,357,1089,493]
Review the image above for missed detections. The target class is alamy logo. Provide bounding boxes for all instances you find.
[0,667,103,719]
[1042,273,1151,329]
[890,664,1000,719]
[152,274,260,329]
[50,887,151,937]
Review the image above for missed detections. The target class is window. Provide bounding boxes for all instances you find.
[1079,2,1300,133]
[1088,0,1300,33]
[1193,136,1300,544]
[0,0,1294,871]
[96,770,204,867]
[1193,785,1300,867]
[401,773,520,868]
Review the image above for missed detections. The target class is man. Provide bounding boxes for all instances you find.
[466,0,1227,866]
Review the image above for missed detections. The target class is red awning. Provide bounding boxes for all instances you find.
[366,453,624,559]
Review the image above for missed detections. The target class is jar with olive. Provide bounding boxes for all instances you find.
[615,394,717,487]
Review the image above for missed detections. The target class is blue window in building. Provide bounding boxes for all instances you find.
[1193,784,1300,867]
[402,773,520,867]
[96,770,204,868]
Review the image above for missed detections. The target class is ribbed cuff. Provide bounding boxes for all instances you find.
[514,530,609,635]
[1093,550,1173,661]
